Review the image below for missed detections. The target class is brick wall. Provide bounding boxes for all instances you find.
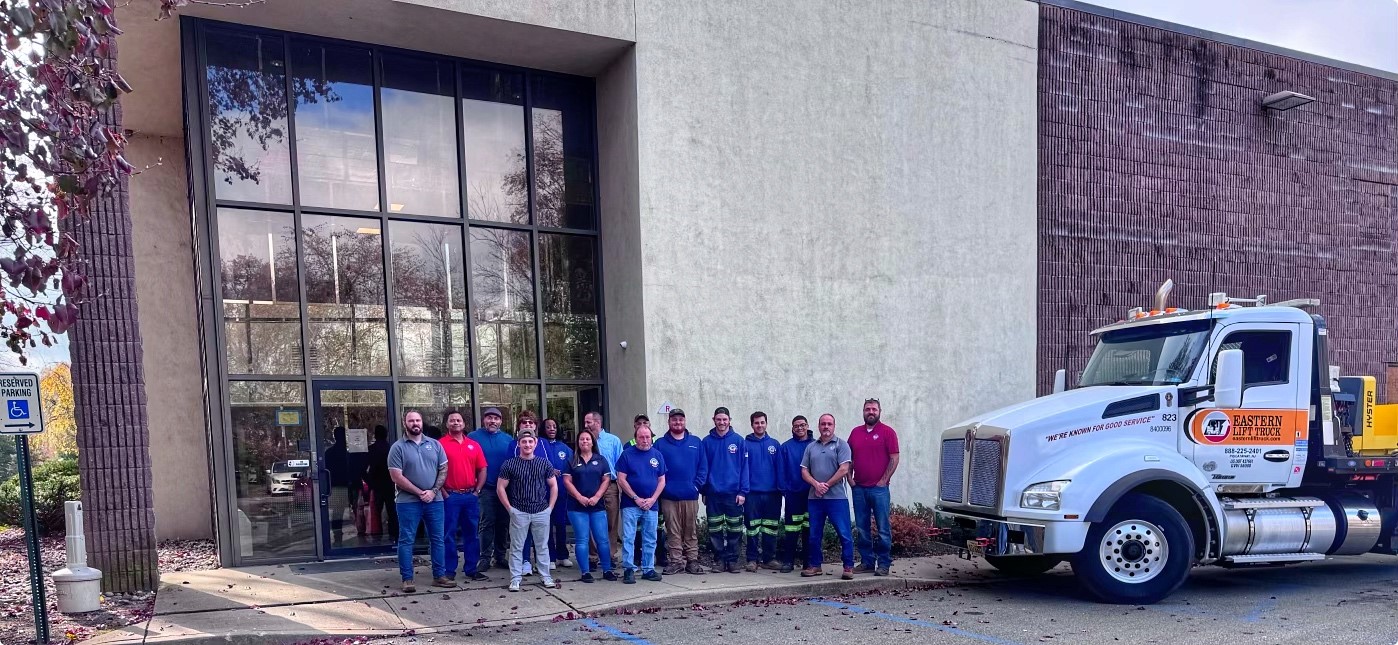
[1038,5,1398,396]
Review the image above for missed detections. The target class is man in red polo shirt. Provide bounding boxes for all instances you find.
[442,409,490,582]
[847,398,899,576]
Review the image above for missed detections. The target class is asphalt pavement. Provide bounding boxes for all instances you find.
[418,554,1398,645]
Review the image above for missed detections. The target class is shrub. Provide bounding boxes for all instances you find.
[0,455,80,535]
[889,503,943,556]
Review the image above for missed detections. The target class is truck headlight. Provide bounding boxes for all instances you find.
[1020,480,1069,511]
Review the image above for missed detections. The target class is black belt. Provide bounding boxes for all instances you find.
[446,488,474,494]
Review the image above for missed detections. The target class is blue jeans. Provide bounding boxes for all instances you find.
[443,492,480,576]
[621,506,659,573]
[705,494,744,564]
[569,509,612,574]
[852,485,892,568]
[808,498,853,569]
[396,499,446,581]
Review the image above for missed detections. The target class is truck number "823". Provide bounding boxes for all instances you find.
[1161,413,1178,422]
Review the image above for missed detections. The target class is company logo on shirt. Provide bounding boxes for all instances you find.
[589,460,597,466]
[728,444,737,454]
[649,457,659,468]
[558,451,566,460]
[767,445,777,454]
[872,435,879,440]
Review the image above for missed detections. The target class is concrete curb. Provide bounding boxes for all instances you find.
[85,575,964,645]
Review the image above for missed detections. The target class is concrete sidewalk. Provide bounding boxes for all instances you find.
[87,555,999,644]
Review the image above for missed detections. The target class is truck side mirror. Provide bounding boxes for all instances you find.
[1215,348,1244,409]
[1053,369,1067,394]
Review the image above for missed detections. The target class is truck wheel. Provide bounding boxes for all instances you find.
[984,555,1062,576]
[1071,493,1194,605]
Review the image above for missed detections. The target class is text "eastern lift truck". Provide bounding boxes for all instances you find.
[936,280,1398,604]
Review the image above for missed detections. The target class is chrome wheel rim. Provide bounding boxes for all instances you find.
[1099,520,1167,584]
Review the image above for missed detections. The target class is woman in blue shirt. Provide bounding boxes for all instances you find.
[562,429,616,583]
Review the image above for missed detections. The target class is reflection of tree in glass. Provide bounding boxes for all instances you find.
[391,225,466,376]
[471,228,535,378]
[540,236,599,380]
[301,221,388,374]
[206,51,340,186]
[499,109,565,225]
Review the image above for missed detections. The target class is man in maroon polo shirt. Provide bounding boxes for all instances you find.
[847,398,899,576]
[441,409,490,581]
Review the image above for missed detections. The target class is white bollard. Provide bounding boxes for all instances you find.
[51,501,103,614]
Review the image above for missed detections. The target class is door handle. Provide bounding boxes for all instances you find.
[319,468,331,506]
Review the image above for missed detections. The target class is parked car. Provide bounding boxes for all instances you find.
[266,461,309,495]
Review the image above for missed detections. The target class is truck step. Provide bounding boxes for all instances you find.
[1220,497,1325,511]
[1222,552,1327,564]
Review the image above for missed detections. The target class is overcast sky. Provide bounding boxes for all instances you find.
[1081,0,1398,73]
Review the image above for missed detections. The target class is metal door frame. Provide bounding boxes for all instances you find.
[311,379,398,559]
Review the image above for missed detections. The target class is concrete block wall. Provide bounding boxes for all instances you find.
[1037,5,1398,395]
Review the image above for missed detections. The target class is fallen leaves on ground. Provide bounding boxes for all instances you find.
[0,528,217,644]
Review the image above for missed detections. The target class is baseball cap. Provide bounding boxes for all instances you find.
[668,408,685,418]
[482,407,502,418]
[517,428,536,438]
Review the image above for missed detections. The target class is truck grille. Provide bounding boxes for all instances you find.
[939,439,965,503]
[969,439,1003,507]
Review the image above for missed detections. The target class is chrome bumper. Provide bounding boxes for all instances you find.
[935,509,1047,557]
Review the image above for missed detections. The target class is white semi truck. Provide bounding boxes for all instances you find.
[935,281,1398,604]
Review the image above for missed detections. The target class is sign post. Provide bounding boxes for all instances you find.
[1,373,48,644]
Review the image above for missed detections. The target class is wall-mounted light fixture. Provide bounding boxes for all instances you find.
[1261,90,1315,111]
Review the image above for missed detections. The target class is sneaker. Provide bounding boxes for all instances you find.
[477,562,492,573]
[854,563,876,574]
[542,578,558,589]
[685,561,706,575]
[468,572,490,582]
[603,570,619,582]
[561,559,575,568]
[761,560,782,571]
[663,563,685,576]
[431,576,455,588]
[728,561,742,574]
[744,561,758,572]
[580,572,595,583]
[874,566,890,577]
[842,567,854,580]
[800,567,821,577]
[623,569,636,584]
[779,563,793,574]
[642,570,663,582]
[401,580,416,593]
[508,579,521,592]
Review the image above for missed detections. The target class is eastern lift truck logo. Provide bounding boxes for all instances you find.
[1188,409,1305,446]
[1201,411,1231,443]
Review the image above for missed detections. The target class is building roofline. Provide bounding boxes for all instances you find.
[1037,0,1398,83]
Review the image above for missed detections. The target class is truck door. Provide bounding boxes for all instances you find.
[1186,323,1304,486]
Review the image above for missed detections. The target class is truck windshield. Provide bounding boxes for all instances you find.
[1079,319,1212,387]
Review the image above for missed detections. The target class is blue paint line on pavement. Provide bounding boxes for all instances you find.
[582,618,654,644]
[809,599,1026,645]
[1242,595,1280,623]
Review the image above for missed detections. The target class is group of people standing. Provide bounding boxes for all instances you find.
[385,399,900,592]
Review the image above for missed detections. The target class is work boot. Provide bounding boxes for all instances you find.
[468,572,490,582]
[728,561,741,574]
[431,576,455,588]
[874,566,890,577]
[663,563,685,576]
[744,561,758,572]
[642,570,663,582]
[842,567,854,580]
[580,572,595,584]
[779,563,793,574]
[761,560,781,571]
[401,580,416,593]
[686,561,705,575]
[854,563,876,574]
[623,569,636,584]
[603,570,619,582]
[800,567,820,577]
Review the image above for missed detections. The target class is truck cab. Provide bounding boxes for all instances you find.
[935,282,1397,604]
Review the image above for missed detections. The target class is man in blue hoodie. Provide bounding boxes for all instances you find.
[469,408,515,572]
[655,408,707,575]
[702,406,749,573]
[777,415,814,573]
[742,411,782,571]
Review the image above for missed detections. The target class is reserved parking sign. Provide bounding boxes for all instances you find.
[0,373,43,435]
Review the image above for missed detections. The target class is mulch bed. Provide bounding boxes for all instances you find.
[0,528,218,645]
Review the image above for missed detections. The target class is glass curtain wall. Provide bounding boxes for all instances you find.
[196,22,605,563]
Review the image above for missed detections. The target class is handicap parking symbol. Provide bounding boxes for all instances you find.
[8,399,29,420]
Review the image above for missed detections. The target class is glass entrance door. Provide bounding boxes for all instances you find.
[313,381,397,556]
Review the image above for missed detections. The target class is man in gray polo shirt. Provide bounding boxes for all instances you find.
[388,410,451,593]
[800,413,854,580]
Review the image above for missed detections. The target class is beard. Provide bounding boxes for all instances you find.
[864,413,878,425]
[406,426,423,436]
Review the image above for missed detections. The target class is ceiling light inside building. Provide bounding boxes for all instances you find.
[1261,90,1315,111]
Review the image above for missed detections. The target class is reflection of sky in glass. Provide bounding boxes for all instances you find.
[463,100,527,223]
[292,43,379,211]
[382,57,459,217]
[206,31,293,204]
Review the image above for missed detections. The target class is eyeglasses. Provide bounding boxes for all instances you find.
[864,398,880,405]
